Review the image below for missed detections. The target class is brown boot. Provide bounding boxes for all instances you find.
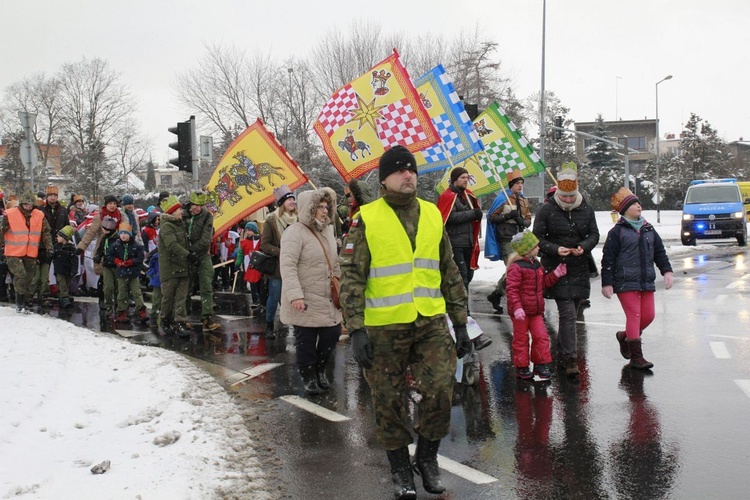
[615,331,631,359]
[627,339,654,370]
[564,356,579,376]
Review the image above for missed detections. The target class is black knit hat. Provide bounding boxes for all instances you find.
[379,145,417,182]
[450,167,469,185]
[104,194,118,205]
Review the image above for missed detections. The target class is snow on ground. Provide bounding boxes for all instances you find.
[473,209,701,284]
[0,310,269,499]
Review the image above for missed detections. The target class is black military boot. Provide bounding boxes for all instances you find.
[264,321,276,339]
[386,447,417,499]
[315,361,331,391]
[486,290,503,314]
[299,366,323,396]
[15,293,26,314]
[413,434,445,494]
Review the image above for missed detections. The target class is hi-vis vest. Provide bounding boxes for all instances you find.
[4,208,44,258]
[360,198,445,326]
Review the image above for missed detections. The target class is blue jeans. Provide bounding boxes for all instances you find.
[265,277,282,323]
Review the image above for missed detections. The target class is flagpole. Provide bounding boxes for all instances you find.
[439,142,457,170]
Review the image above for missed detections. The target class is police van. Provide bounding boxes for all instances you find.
[681,178,748,246]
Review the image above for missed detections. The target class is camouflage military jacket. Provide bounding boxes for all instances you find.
[339,188,467,332]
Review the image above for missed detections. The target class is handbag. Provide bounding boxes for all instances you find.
[306,225,341,309]
[248,250,277,275]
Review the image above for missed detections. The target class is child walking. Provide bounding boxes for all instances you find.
[602,188,673,370]
[235,221,263,305]
[107,222,148,324]
[146,250,162,329]
[506,231,567,381]
[53,225,79,308]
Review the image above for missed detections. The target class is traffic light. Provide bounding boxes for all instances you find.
[168,118,193,172]
[554,116,563,140]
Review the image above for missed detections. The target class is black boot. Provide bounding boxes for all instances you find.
[300,365,323,395]
[15,293,26,314]
[413,435,445,494]
[486,290,503,313]
[386,447,416,500]
[264,321,276,340]
[315,361,331,391]
[627,339,654,370]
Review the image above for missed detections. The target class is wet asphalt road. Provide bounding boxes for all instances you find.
[43,244,750,499]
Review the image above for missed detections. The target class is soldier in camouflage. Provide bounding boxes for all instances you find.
[0,191,53,313]
[340,145,472,500]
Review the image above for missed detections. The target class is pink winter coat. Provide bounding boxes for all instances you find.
[506,256,561,317]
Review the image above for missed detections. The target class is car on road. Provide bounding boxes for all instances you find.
[681,178,748,246]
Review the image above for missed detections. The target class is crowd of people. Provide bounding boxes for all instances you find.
[0,148,673,500]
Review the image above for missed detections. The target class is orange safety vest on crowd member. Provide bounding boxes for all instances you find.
[4,207,44,258]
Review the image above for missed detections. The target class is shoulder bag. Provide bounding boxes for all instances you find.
[306,225,341,309]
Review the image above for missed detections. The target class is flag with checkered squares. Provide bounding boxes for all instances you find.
[435,102,546,197]
[413,65,484,173]
[313,50,439,182]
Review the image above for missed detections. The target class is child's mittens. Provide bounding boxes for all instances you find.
[514,309,526,321]
[553,263,567,277]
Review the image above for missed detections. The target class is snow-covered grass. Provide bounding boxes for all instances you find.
[0,311,269,499]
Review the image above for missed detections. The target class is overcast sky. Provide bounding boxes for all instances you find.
[3,0,747,164]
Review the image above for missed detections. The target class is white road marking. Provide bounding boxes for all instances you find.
[228,362,284,387]
[709,342,731,359]
[408,444,498,485]
[709,334,750,341]
[734,380,750,400]
[279,395,351,422]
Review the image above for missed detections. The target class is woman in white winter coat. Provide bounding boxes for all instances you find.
[280,187,342,395]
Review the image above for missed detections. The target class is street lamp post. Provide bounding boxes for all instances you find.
[655,74,672,224]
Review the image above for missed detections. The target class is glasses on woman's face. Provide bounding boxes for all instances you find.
[317,205,329,211]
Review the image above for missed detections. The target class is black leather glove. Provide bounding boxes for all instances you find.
[93,254,102,264]
[473,208,483,220]
[350,329,374,369]
[187,252,199,264]
[39,252,52,264]
[506,209,519,221]
[454,324,472,359]
[74,247,83,256]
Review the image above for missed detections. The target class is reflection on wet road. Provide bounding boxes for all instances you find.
[39,247,750,498]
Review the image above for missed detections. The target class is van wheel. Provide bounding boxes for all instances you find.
[682,236,696,246]
[738,232,747,247]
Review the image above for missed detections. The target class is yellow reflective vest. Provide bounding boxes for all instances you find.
[360,198,445,326]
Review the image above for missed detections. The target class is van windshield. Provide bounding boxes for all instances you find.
[685,185,741,204]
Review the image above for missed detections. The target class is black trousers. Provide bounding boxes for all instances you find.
[293,324,341,368]
[452,246,474,291]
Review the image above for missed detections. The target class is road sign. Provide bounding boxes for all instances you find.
[20,139,38,169]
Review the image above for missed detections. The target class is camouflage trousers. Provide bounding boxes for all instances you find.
[161,276,189,323]
[188,256,214,319]
[31,261,51,298]
[364,316,457,450]
[6,256,38,297]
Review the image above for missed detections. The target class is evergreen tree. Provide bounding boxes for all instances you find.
[145,160,156,191]
[579,115,625,210]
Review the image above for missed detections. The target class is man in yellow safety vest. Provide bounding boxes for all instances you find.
[340,145,471,499]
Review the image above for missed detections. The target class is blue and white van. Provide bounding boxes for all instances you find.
[681,178,748,246]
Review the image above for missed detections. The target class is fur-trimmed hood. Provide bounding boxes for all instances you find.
[297,187,337,226]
